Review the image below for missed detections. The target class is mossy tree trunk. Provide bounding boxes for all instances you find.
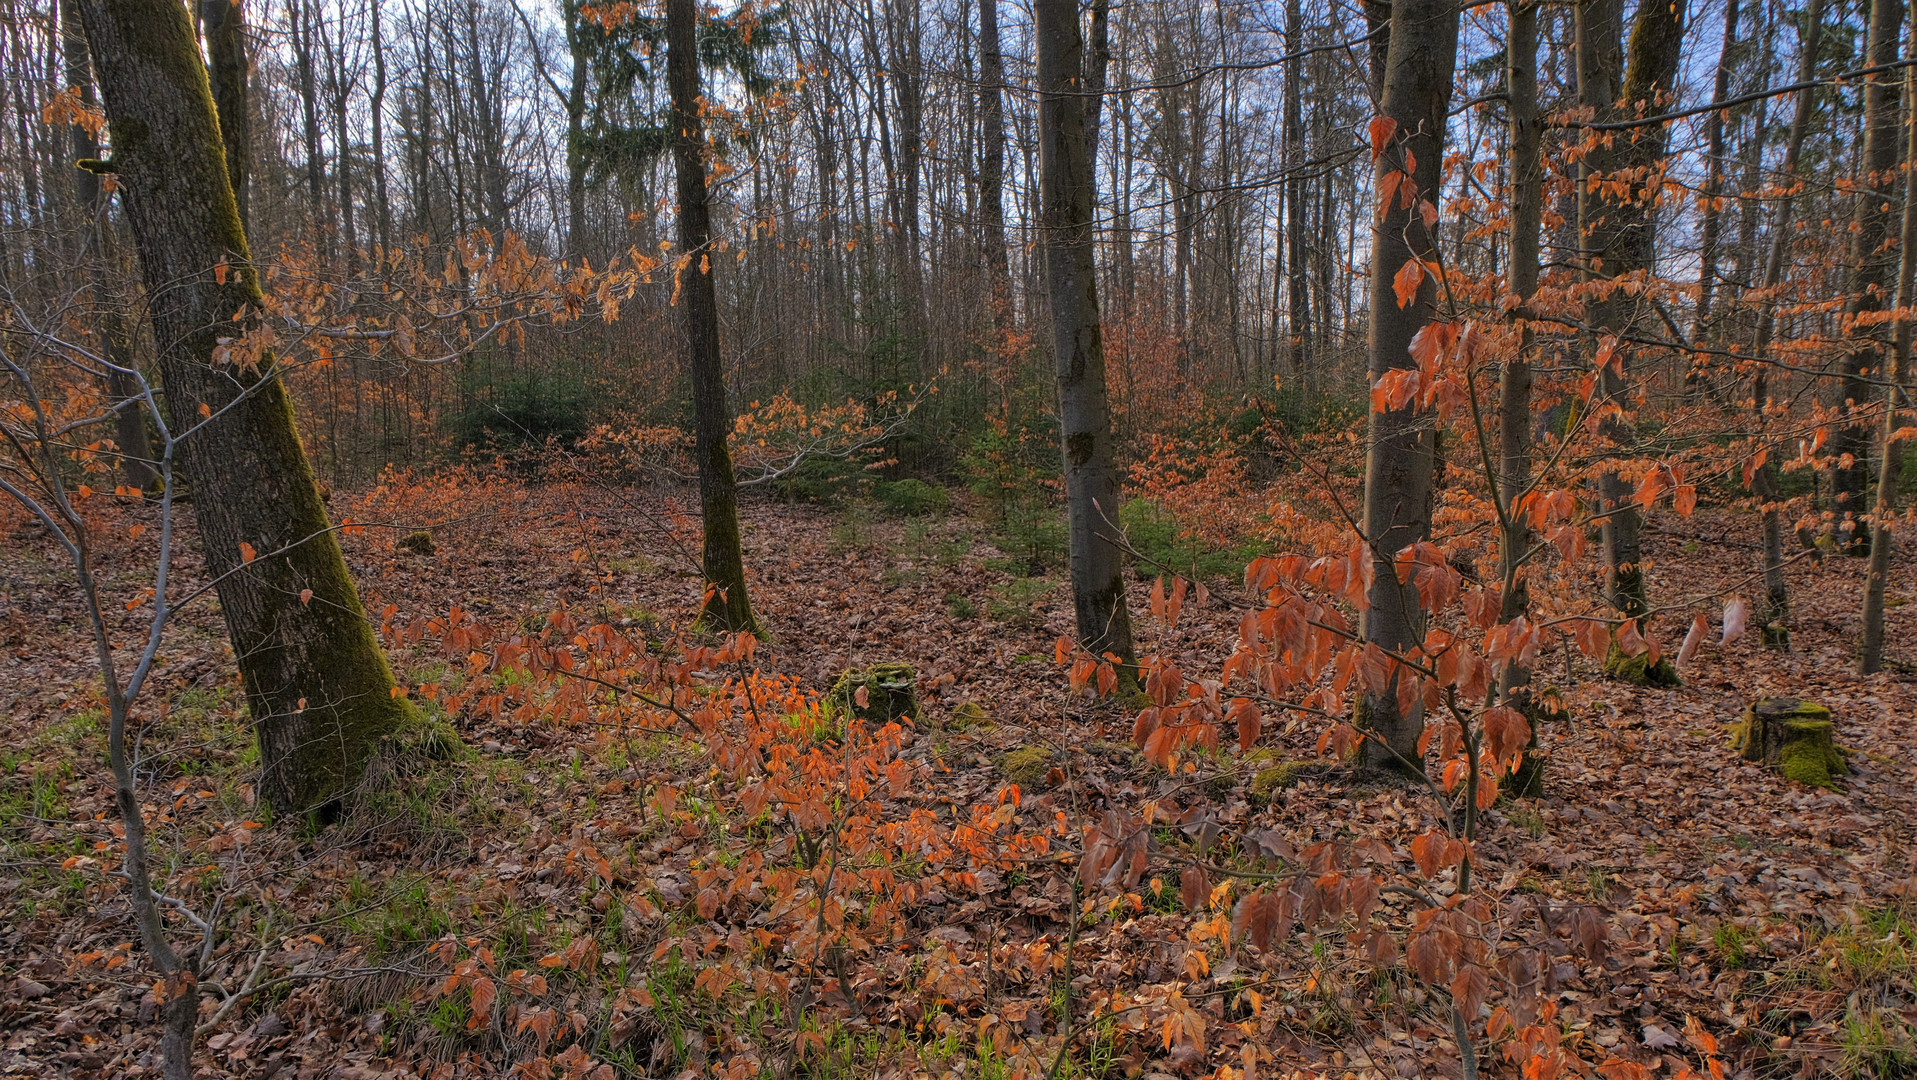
[1358,0,1458,773]
[666,0,755,634]
[75,0,412,812]
[196,0,248,232]
[1035,0,1136,668]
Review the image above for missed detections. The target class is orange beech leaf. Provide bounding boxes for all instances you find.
[1614,618,1646,657]
[1674,483,1698,516]
[238,541,257,563]
[1410,830,1446,878]
[1393,258,1424,309]
[1452,963,1491,1021]
[1368,115,1398,159]
[1230,697,1260,751]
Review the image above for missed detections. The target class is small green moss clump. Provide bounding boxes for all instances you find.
[1604,644,1681,687]
[1250,760,1320,800]
[946,701,991,730]
[399,529,437,555]
[999,746,1057,789]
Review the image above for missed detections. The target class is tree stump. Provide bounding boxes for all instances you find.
[1729,699,1850,787]
[826,663,919,726]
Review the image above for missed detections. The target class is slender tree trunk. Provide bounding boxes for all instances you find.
[1035,0,1136,667]
[1576,0,1684,622]
[1359,0,1458,772]
[1832,0,1904,549]
[977,0,1011,328]
[885,0,925,361]
[370,0,391,254]
[76,0,413,812]
[292,0,326,250]
[667,0,754,633]
[64,0,155,490]
[1860,20,1917,673]
[1502,0,1543,795]
[1283,0,1310,376]
[1694,0,1740,348]
[1750,0,1826,643]
[565,1,587,258]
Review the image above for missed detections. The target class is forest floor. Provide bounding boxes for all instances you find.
[2,476,1915,1080]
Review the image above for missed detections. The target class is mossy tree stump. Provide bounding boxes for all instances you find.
[1730,699,1850,788]
[826,663,919,726]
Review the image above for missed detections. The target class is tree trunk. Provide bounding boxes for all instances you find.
[1749,0,1826,643]
[565,0,587,258]
[370,0,391,254]
[1860,19,1917,674]
[1358,0,1458,772]
[977,0,1011,328]
[1693,0,1739,348]
[1283,0,1310,376]
[1035,0,1136,667]
[666,0,755,633]
[1576,0,1685,621]
[291,0,327,250]
[76,0,413,812]
[1502,0,1543,796]
[64,0,156,490]
[1832,0,1904,550]
[196,0,248,233]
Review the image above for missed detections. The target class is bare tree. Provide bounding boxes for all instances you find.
[1035,0,1135,667]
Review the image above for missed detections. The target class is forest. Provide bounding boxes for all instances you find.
[0,0,1914,1075]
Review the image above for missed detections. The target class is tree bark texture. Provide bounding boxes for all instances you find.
[1502,0,1544,796]
[197,0,248,232]
[667,0,755,633]
[1749,0,1826,641]
[1860,19,1917,674]
[1576,0,1685,619]
[1035,0,1136,667]
[63,0,156,490]
[1832,0,1904,547]
[1359,0,1457,771]
[76,0,412,812]
[977,0,1012,326]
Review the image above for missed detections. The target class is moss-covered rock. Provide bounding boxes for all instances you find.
[399,529,437,555]
[999,745,1058,789]
[825,662,918,726]
[1604,644,1681,687]
[1729,698,1850,788]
